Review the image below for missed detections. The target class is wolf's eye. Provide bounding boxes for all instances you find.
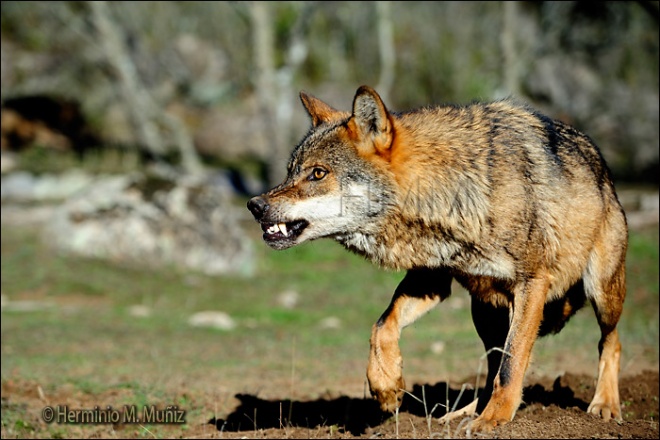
[309,168,327,181]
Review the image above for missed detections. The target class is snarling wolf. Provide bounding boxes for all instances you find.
[247,85,627,432]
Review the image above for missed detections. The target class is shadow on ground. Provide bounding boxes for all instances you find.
[209,377,588,435]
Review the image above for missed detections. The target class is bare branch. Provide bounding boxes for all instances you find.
[86,1,203,175]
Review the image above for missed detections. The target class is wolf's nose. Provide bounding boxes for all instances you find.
[247,196,269,219]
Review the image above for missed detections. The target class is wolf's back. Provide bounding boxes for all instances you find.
[350,99,627,276]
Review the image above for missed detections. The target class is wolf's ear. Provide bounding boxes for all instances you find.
[300,91,343,127]
[350,86,393,158]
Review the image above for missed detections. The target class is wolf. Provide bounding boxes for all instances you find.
[247,85,628,432]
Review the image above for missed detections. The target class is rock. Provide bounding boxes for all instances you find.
[43,172,255,276]
[319,316,342,330]
[1,171,35,201]
[1,170,94,202]
[277,290,300,309]
[430,341,446,355]
[0,204,57,226]
[188,311,236,330]
[128,305,151,318]
[32,171,93,201]
[0,295,55,312]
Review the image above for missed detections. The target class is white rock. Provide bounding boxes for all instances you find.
[277,290,299,309]
[319,316,342,330]
[188,311,236,331]
[430,341,446,355]
[128,305,151,318]
[42,173,255,276]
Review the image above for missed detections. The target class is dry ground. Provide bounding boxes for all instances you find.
[2,370,657,439]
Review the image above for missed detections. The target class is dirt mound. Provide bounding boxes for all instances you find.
[208,370,658,438]
[2,369,657,439]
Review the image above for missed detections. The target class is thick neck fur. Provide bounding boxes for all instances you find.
[332,99,624,295]
[336,212,516,280]
[332,104,520,278]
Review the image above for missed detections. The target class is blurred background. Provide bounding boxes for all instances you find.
[2,1,659,183]
[1,2,658,438]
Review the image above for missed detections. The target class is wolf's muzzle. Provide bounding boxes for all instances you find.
[247,195,309,248]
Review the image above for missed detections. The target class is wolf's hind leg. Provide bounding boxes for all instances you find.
[438,295,510,425]
[588,327,622,421]
[470,297,511,415]
[585,232,626,422]
[468,273,548,433]
[368,268,452,412]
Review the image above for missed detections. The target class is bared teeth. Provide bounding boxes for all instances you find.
[266,223,288,237]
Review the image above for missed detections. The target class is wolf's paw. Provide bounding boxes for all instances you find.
[367,329,405,412]
[369,374,405,413]
[466,414,507,434]
[437,399,478,425]
[588,399,622,422]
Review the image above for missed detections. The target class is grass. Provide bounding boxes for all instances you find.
[1,216,658,438]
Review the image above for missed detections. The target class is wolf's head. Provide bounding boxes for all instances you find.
[247,86,397,250]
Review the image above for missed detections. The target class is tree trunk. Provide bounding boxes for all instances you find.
[249,1,311,187]
[501,1,523,97]
[87,1,204,176]
[376,1,396,104]
[249,1,281,185]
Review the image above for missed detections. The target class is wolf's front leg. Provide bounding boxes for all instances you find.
[367,268,452,412]
[368,316,406,412]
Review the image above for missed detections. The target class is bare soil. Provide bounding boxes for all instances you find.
[2,370,657,439]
